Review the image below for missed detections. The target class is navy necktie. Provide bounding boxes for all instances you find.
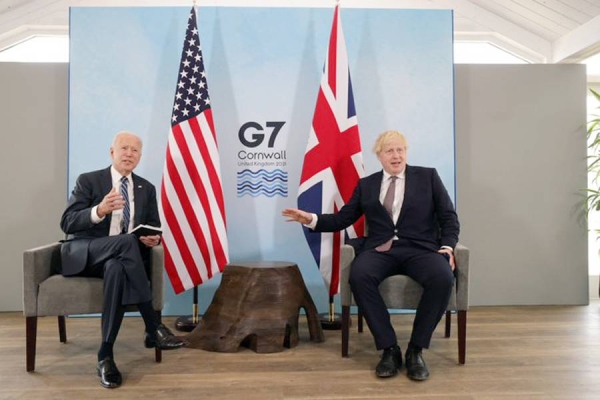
[120,176,130,234]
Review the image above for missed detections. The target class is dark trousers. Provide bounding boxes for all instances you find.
[78,234,153,343]
[349,239,454,350]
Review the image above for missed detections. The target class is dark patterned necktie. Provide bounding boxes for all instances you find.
[120,176,130,234]
[382,176,397,218]
[375,176,397,252]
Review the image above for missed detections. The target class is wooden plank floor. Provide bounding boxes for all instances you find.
[2,302,600,399]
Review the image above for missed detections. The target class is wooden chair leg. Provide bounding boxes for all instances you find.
[444,310,451,338]
[357,309,364,333]
[26,316,37,372]
[341,305,350,357]
[58,316,67,343]
[458,310,467,364]
[155,310,162,363]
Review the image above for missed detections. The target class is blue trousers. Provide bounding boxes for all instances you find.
[349,238,454,350]
[78,234,152,343]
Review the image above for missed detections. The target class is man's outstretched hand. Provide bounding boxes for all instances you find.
[282,208,313,225]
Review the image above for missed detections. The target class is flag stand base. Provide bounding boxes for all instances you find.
[319,313,342,330]
[174,315,200,332]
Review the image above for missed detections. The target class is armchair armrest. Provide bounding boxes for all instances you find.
[22,242,62,317]
[150,244,165,311]
[454,243,470,311]
[339,244,355,307]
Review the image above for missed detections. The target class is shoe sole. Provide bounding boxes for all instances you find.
[376,370,399,378]
[407,372,429,381]
[145,342,187,350]
[376,363,401,378]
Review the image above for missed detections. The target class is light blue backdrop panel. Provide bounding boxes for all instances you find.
[69,7,455,316]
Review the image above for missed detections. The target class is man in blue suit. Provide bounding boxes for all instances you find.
[283,130,459,381]
[60,131,186,388]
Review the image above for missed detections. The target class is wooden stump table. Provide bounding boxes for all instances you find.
[186,261,325,353]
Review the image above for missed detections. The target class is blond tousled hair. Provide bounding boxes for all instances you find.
[372,130,408,154]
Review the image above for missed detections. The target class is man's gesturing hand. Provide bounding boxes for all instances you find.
[96,188,126,218]
[281,208,313,225]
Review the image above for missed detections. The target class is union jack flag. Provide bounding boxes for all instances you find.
[160,7,229,294]
[298,5,364,296]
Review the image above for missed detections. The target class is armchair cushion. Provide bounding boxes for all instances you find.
[37,276,104,316]
[23,242,165,318]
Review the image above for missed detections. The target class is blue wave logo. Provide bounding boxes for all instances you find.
[237,169,288,197]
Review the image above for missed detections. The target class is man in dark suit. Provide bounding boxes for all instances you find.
[60,131,186,388]
[283,130,459,381]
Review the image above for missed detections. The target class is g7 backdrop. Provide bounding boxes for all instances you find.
[69,6,455,315]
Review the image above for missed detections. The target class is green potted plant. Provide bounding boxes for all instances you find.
[586,87,600,296]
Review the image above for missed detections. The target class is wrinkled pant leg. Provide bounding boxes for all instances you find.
[101,258,126,343]
[83,235,153,343]
[349,250,401,350]
[87,234,152,305]
[403,251,454,349]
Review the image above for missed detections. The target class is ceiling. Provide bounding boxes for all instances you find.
[1,0,600,64]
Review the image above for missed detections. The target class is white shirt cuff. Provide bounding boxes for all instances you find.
[91,206,105,224]
[303,213,318,230]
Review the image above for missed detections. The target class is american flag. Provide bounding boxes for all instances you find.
[297,5,364,296]
[160,7,229,295]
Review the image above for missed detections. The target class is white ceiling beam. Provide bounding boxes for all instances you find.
[0,0,553,64]
[0,24,67,51]
[552,13,600,63]
[0,0,69,46]
[453,0,551,62]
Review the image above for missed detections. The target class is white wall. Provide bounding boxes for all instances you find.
[455,64,589,306]
[0,63,68,311]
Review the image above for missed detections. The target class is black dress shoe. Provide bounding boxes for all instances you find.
[96,358,122,389]
[405,347,430,381]
[375,345,402,378]
[144,324,188,350]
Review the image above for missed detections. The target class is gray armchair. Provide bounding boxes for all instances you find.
[22,242,165,372]
[340,243,470,364]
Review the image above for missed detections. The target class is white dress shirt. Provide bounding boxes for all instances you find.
[90,166,136,235]
[379,169,406,225]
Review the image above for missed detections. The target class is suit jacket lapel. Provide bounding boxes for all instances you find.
[100,167,114,226]
[132,173,144,227]
[371,171,392,220]
[372,171,384,202]
[397,165,413,226]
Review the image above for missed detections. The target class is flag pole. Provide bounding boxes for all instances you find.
[319,295,342,330]
[175,286,200,332]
